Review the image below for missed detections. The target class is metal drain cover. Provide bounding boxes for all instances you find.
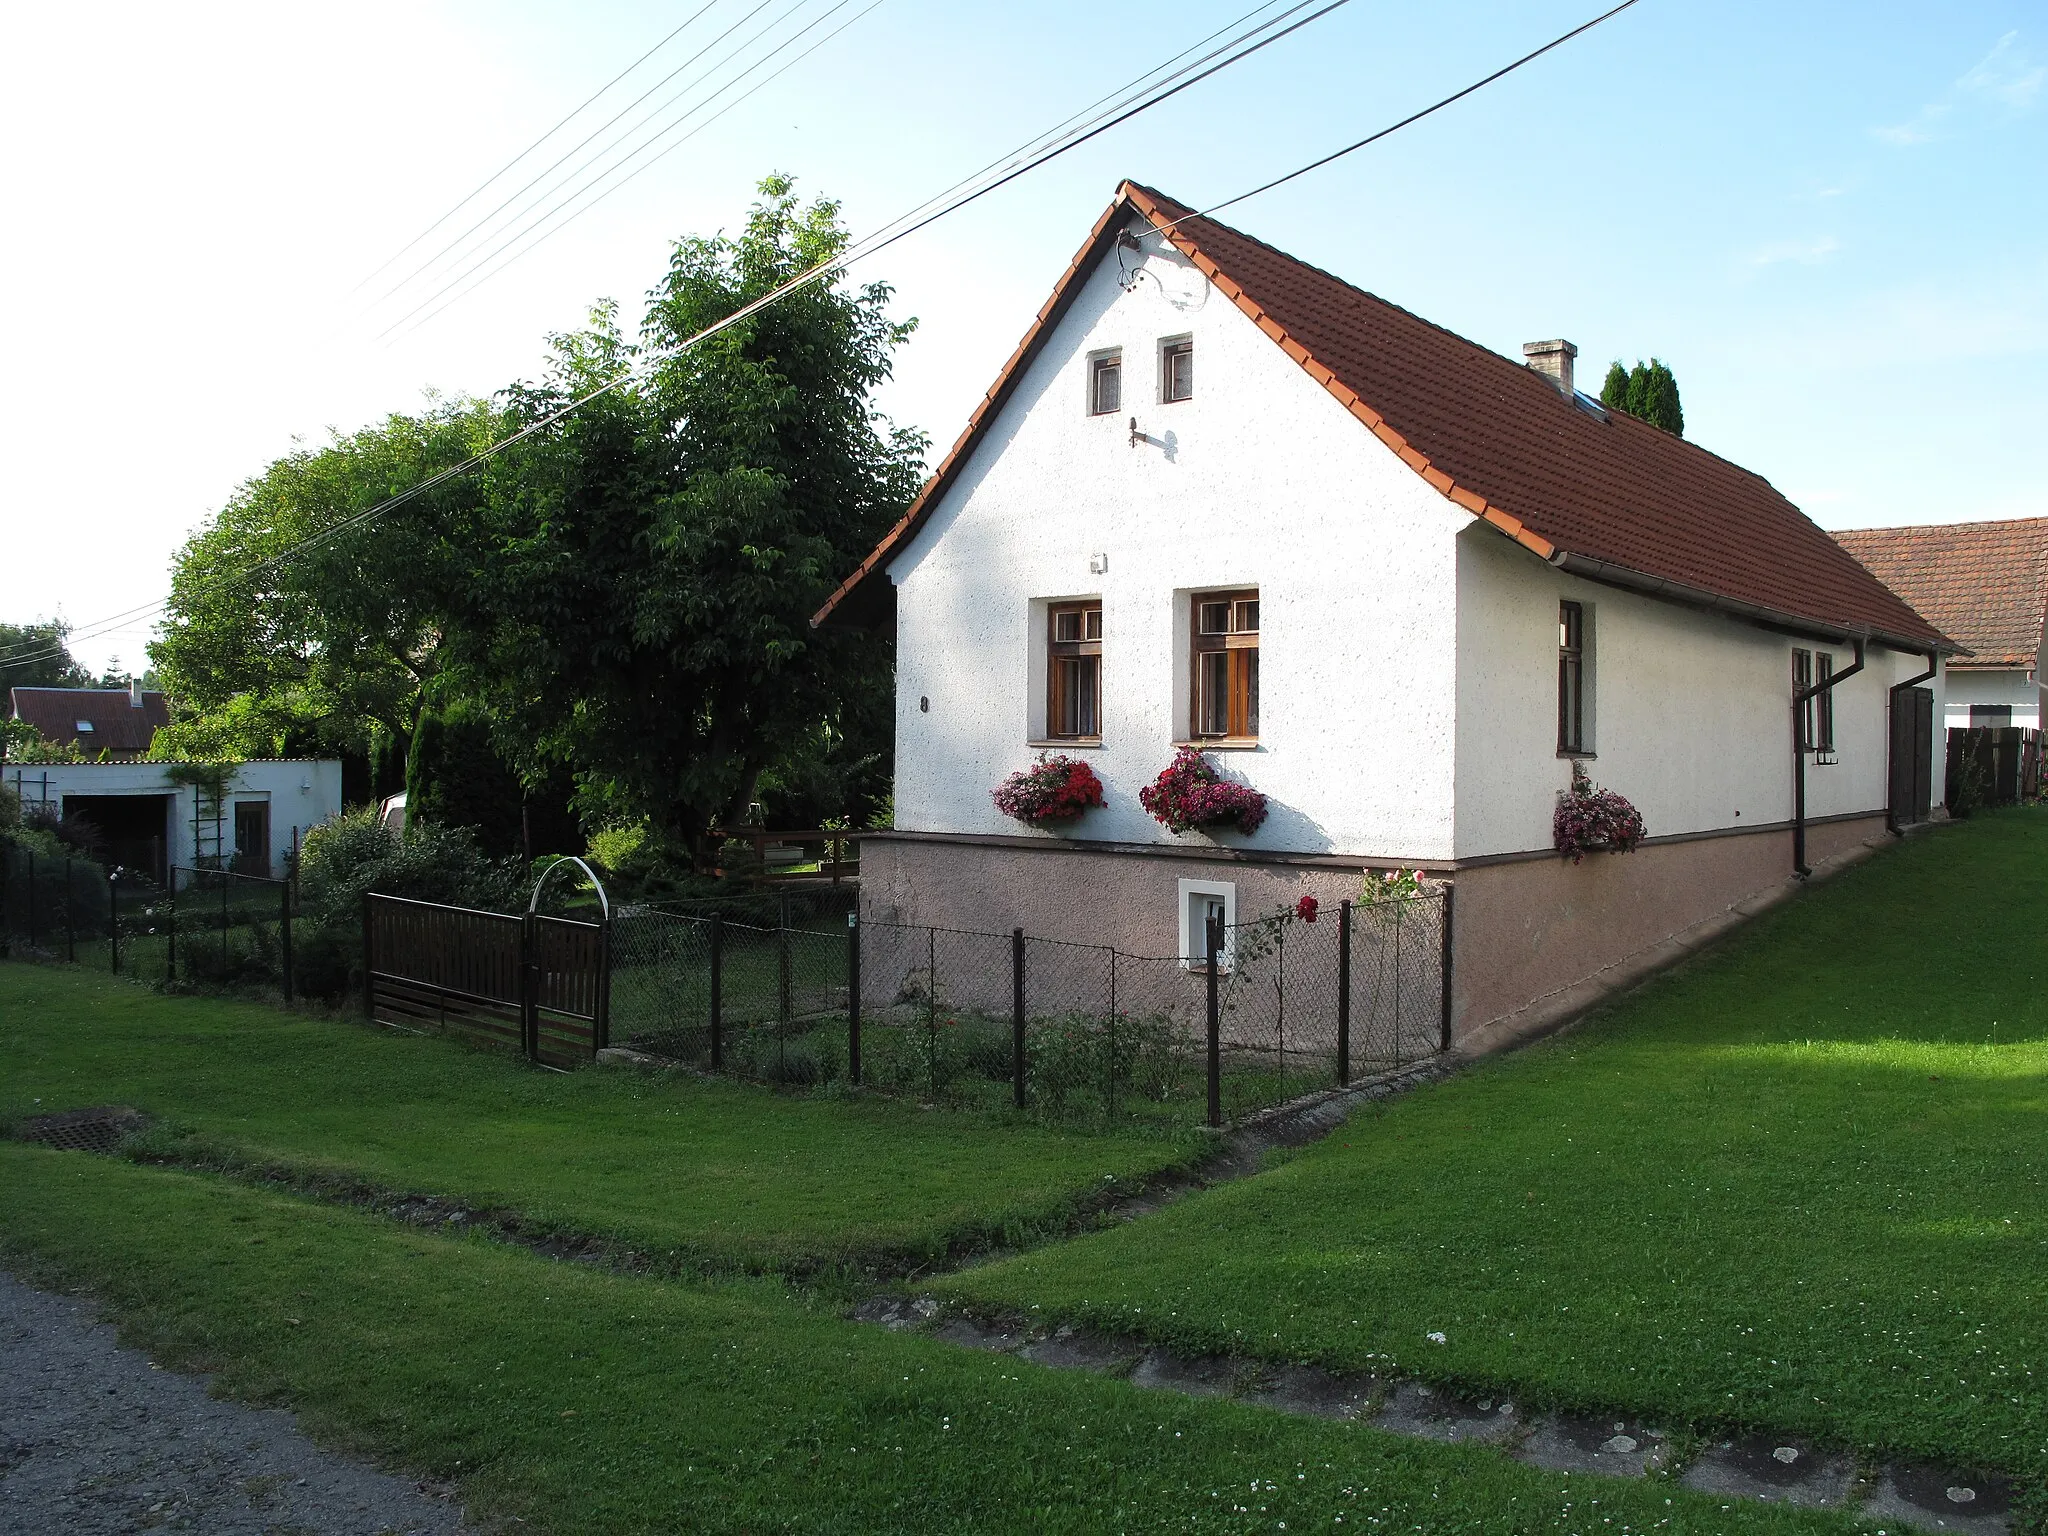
[15,1106,150,1153]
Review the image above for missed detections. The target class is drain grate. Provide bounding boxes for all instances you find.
[15,1106,150,1154]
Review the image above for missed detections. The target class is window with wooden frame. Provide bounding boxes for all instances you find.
[1557,601,1588,754]
[1190,589,1259,741]
[1793,648,1814,750]
[1161,336,1193,402]
[1088,351,1122,416]
[1046,601,1103,740]
[1815,651,1835,754]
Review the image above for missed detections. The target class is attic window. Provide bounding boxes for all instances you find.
[1089,351,1122,416]
[76,720,95,732]
[1161,336,1193,402]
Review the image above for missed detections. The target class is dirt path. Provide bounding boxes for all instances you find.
[0,1270,465,1535]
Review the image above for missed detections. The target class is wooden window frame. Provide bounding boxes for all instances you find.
[1557,601,1588,755]
[1088,351,1122,416]
[1046,600,1103,742]
[1815,651,1835,754]
[1161,336,1193,403]
[1189,588,1259,743]
[1793,648,1814,751]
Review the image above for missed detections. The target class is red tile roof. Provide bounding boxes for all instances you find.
[1832,518,2048,668]
[816,182,1950,654]
[8,688,169,755]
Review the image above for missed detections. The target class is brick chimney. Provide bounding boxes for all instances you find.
[1522,338,1577,396]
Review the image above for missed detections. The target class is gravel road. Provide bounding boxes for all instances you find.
[0,1269,466,1534]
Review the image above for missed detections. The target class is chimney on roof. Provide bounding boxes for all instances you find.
[129,678,143,708]
[1522,338,1577,396]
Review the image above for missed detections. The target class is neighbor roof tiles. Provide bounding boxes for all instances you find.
[8,688,169,755]
[1832,519,2048,668]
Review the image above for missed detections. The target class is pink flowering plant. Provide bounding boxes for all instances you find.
[991,753,1106,827]
[1138,747,1269,835]
[1552,762,1647,863]
[1359,867,1430,905]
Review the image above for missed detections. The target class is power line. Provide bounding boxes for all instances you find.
[379,0,872,340]
[369,0,795,308]
[353,0,728,295]
[6,0,1360,675]
[390,0,1313,340]
[1159,0,1644,233]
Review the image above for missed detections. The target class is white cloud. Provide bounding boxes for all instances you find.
[1744,234,1841,270]
[1875,30,2041,144]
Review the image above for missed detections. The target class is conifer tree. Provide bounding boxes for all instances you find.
[1602,357,1686,437]
[1600,361,1629,411]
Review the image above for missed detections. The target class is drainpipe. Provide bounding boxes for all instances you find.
[1886,650,1940,834]
[1793,636,1866,878]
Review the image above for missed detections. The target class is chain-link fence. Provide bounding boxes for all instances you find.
[608,895,1448,1130]
[0,845,296,1000]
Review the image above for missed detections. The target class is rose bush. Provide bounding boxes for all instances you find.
[1138,748,1268,835]
[1553,763,1647,863]
[991,754,1106,827]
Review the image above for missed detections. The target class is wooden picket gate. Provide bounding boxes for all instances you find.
[363,893,610,1068]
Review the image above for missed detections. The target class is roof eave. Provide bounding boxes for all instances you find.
[1546,548,1961,657]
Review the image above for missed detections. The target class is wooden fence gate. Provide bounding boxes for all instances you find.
[363,893,610,1068]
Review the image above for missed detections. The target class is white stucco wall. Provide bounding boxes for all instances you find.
[1941,668,2041,729]
[1453,527,1943,857]
[5,759,343,874]
[888,220,1468,861]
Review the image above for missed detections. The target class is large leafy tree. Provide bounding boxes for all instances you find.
[150,398,501,758]
[445,177,924,854]
[0,621,95,690]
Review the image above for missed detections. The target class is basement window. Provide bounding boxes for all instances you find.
[1178,878,1236,970]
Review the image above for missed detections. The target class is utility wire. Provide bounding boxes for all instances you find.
[391,0,1313,339]
[1156,0,1643,233]
[353,0,728,294]
[4,0,1359,674]
[370,0,792,308]
[380,0,870,340]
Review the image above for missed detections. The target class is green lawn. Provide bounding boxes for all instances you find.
[0,965,1189,1274]
[940,810,2048,1483]
[0,1144,1859,1535]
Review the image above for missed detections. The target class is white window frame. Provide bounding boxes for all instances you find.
[1160,333,1193,403]
[1087,348,1123,416]
[1177,878,1236,971]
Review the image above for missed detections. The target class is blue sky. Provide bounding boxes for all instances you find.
[2,0,2041,674]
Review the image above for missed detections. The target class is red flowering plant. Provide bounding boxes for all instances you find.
[1552,762,1647,864]
[1138,747,1268,835]
[991,754,1106,828]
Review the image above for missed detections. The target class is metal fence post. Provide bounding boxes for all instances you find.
[1205,913,1223,1128]
[846,909,861,1086]
[1011,928,1026,1111]
[777,906,791,1080]
[1337,899,1352,1087]
[1438,884,1455,1055]
[280,874,294,1003]
[25,851,36,948]
[594,918,611,1055]
[360,891,374,1022]
[108,869,120,975]
[165,868,178,983]
[64,857,75,964]
[219,866,229,976]
[519,911,539,1064]
[707,912,724,1071]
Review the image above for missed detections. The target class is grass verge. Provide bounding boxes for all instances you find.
[0,963,1189,1275]
[0,1144,1862,1534]
[938,811,2048,1484]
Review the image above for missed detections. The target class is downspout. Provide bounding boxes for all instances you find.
[1792,637,1866,877]
[1886,650,1940,834]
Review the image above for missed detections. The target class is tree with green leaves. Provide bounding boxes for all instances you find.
[1600,357,1684,436]
[441,176,924,858]
[0,621,94,690]
[150,397,503,760]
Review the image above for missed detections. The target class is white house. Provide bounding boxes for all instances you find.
[1833,518,2048,730]
[4,759,343,882]
[815,182,1954,1049]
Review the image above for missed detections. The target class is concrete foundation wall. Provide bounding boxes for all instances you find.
[1449,812,1885,1038]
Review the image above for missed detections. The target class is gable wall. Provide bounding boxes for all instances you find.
[1453,526,1943,859]
[888,222,1468,863]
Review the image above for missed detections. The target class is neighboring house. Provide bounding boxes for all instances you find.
[8,682,169,758]
[817,182,1958,1051]
[1832,518,2048,730]
[4,759,342,883]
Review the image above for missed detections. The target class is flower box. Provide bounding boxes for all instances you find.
[992,754,1106,828]
[1553,763,1646,863]
[1138,747,1268,835]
